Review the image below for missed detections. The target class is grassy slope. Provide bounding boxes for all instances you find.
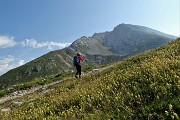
[0,44,119,91]
[1,38,180,119]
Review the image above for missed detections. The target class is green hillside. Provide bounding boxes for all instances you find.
[1,38,179,120]
[0,24,175,91]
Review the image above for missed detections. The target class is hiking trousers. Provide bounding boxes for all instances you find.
[74,64,81,76]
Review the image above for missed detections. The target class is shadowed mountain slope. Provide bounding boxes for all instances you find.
[0,24,176,90]
[1,38,179,119]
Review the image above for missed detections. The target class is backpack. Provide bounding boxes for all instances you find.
[73,56,79,65]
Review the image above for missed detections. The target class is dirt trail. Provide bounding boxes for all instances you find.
[0,79,67,104]
[0,65,112,104]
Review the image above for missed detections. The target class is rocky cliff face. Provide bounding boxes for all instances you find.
[0,24,176,89]
[103,24,175,55]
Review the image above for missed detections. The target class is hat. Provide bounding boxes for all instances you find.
[77,52,81,56]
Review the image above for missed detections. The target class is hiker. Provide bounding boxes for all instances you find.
[73,53,85,78]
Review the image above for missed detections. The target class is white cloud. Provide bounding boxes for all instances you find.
[21,39,71,50]
[0,35,71,50]
[0,55,14,64]
[0,36,72,75]
[17,59,26,66]
[0,36,16,48]
[0,55,26,76]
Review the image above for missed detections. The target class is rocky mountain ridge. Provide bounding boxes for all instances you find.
[0,23,176,90]
[1,38,179,119]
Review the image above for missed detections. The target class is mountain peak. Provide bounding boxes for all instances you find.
[104,23,176,55]
[0,24,176,90]
[114,23,176,39]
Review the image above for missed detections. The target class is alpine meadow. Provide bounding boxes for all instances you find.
[0,0,179,119]
[0,38,179,119]
[0,24,175,91]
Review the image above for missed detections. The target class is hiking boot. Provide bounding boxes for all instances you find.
[79,75,81,78]
[75,75,78,78]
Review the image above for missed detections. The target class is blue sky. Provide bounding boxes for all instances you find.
[0,0,179,75]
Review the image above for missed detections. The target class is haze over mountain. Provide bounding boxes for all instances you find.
[0,24,176,90]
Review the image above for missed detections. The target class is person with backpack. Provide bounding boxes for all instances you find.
[73,52,85,78]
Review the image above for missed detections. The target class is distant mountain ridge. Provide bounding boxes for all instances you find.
[0,23,176,89]
[104,24,176,55]
[1,38,179,119]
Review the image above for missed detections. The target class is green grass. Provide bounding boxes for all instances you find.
[0,90,6,97]
[0,38,179,120]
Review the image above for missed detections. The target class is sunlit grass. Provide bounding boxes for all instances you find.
[0,38,179,120]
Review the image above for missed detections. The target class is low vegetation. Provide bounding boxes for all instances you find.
[0,38,179,119]
[0,24,174,91]
[0,90,6,97]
